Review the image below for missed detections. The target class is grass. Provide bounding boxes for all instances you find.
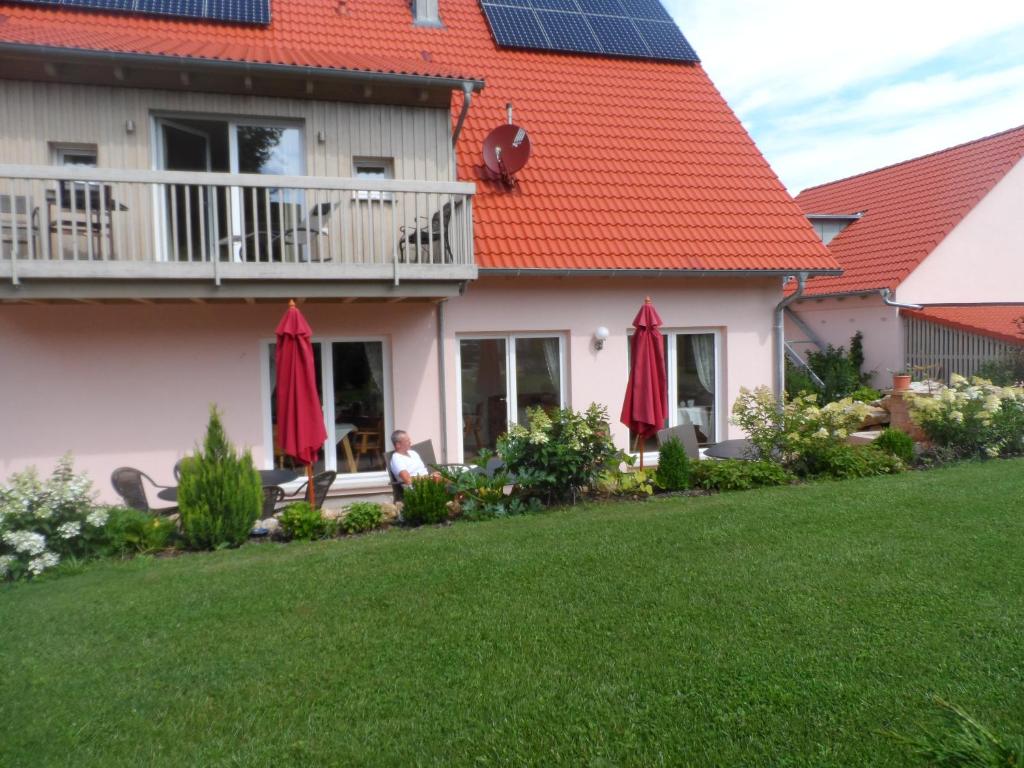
[2,460,1024,767]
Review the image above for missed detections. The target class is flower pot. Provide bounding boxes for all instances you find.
[892,374,911,392]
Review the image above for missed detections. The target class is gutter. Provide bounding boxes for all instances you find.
[451,83,474,147]
[880,288,923,310]
[481,267,842,279]
[774,272,808,407]
[0,42,486,93]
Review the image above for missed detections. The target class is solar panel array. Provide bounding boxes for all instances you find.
[12,0,270,25]
[479,0,698,63]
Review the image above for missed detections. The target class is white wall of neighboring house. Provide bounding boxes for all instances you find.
[785,294,901,389]
[898,157,1024,304]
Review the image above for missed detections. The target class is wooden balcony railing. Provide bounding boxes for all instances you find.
[0,165,475,293]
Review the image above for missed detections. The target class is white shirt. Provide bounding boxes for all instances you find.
[390,449,429,482]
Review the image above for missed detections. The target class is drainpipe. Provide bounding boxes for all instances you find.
[436,299,449,463]
[774,272,808,406]
[451,83,474,147]
[879,288,923,310]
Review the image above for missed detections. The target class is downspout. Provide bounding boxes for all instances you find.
[774,272,808,406]
[879,288,923,310]
[437,299,449,463]
[451,83,474,147]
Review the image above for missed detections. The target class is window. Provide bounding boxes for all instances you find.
[459,334,565,460]
[52,144,97,167]
[629,329,721,453]
[264,339,390,478]
[353,157,394,201]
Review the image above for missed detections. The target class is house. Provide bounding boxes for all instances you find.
[0,0,837,503]
[789,125,1024,387]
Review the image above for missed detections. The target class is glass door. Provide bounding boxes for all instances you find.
[157,119,215,262]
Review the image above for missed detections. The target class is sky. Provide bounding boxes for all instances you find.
[665,1,1024,194]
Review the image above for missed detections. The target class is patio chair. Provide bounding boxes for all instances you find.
[656,424,701,461]
[261,485,285,518]
[399,201,454,264]
[0,195,39,260]
[293,470,337,511]
[110,467,177,515]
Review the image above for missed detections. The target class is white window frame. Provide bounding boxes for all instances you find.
[454,332,568,462]
[352,157,395,202]
[260,336,393,490]
[632,327,724,464]
[52,144,98,167]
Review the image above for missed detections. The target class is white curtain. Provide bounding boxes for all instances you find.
[692,334,715,394]
[364,342,384,392]
[542,338,560,392]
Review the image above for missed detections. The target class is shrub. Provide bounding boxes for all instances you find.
[595,467,656,498]
[341,502,382,535]
[498,404,619,504]
[849,386,883,404]
[874,428,915,464]
[908,375,1024,458]
[402,477,450,526]
[655,437,691,491]
[439,460,535,521]
[803,444,904,480]
[691,460,792,492]
[279,502,325,540]
[102,507,176,555]
[177,406,263,550]
[785,359,820,399]
[0,454,107,581]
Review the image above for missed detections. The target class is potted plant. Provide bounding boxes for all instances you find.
[891,370,912,392]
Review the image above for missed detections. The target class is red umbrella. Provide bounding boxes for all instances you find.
[620,297,667,469]
[275,300,327,507]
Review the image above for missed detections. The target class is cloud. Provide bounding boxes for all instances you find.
[664,0,1024,192]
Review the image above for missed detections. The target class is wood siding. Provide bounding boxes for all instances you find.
[0,80,455,181]
[904,315,1020,381]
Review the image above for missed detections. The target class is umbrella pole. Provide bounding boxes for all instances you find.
[306,464,315,508]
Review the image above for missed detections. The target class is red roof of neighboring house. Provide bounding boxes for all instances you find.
[902,304,1024,346]
[794,124,1024,296]
[0,0,838,273]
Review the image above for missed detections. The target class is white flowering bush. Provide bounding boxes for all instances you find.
[0,454,106,581]
[498,404,619,504]
[732,387,900,477]
[908,375,1024,458]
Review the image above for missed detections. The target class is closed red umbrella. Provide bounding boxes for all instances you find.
[620,297,667,469]
[275,300,327,506]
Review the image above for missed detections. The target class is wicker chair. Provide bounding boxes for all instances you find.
[293,470,336,510]
[110,467,177,515]
[261,485,285,518]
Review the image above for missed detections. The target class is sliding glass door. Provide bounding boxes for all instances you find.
[459,334,565,461]
[265,338,389,477]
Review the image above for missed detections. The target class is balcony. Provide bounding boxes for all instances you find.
[0,165,476,301]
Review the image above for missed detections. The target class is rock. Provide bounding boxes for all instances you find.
[858,406,890,429]
[260,517,280,534]
[848,430,881,445]
[379,503,400,523]
[321,507,345,521]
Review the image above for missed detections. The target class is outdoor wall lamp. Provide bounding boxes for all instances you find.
[593,326,610,351]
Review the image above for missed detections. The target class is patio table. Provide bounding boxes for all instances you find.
[156,468,302,502]
[703,438,756,460]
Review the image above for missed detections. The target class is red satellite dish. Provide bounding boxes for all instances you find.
[483,123,532,186]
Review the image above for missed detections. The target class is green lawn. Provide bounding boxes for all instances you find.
[3,461,1024,767]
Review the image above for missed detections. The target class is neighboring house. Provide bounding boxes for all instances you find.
[789,125,1024,388]
[0,0,837,502]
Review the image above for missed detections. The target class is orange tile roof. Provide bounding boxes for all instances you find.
[794,125,1024,297]
[903,304,1024,347]
[0,0,839,273]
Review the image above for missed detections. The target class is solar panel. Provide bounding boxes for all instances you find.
[11,0,270,25]
[479,0,698,63]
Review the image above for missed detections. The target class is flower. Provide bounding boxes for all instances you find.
[57,521,81,539]
[27,551,59,575]
[2,530,47,556]
[85,509,109,528]
[0,555,14,578]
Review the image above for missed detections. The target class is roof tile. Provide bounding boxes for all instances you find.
[903,305,1024,347]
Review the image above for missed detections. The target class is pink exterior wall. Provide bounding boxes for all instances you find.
[1,276,783,502]
[899,157,1024,304]
[785,294,902,388]
[0,302,439,503]
[442,276,780,460]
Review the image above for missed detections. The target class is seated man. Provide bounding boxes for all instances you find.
[389,430,440,485]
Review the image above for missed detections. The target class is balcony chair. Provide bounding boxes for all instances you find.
[385,440,467,502]
[0,195,39,260]
[399,201,454,264]
[219,200,338,263]
[110,467,178,515]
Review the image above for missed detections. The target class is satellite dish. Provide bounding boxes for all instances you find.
[483,123,531,187]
